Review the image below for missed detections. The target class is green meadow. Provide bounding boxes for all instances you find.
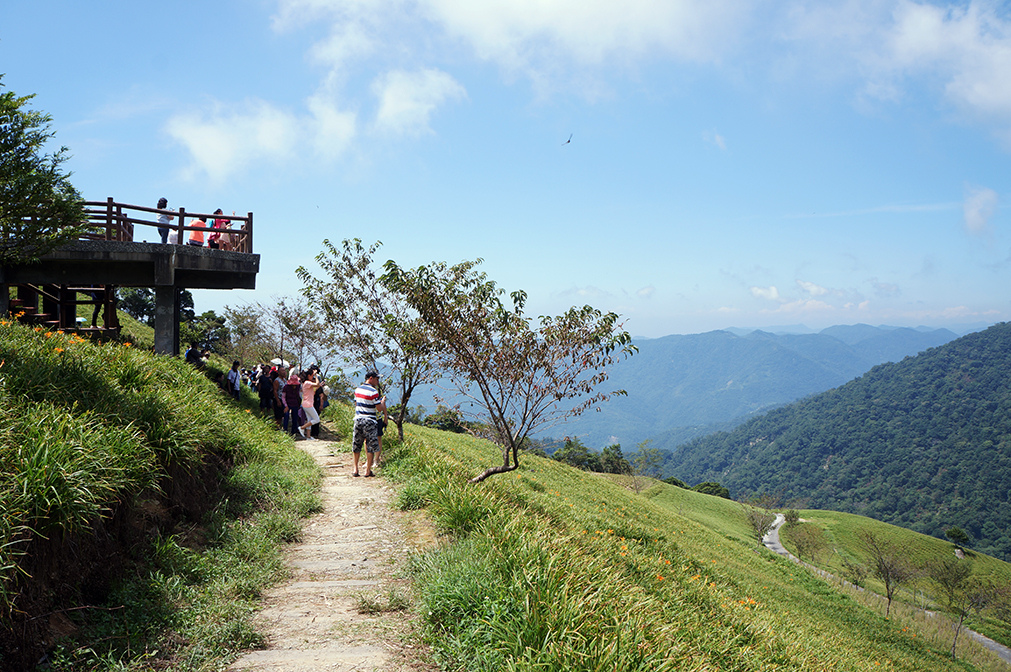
[3,314,1010,671]
[778,509,1011,650]
[385,424,1011,671]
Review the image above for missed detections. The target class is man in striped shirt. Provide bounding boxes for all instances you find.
[352,371,386,477]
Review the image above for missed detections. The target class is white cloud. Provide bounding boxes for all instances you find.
[871,279,901,298]
[271,0,400,32]
[165,92,360,182]
[827,1,1011,138]
[637,285,656,299]
[796,279,828,296]
[750,285,781,301]
[273,0,750,92]
[372,68,467,136]
[781,1,1011,143]
[307,94,358,160]
[703,129,727,150]
[557,285,613,301]
[310,21,376,71]
[165,100,301,183]
[762,298,834,315]
[964,185,998,234]
[887,1,1011,121]
[423,0,747,71]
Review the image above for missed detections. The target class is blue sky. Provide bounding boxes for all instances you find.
[2,0,1009,337]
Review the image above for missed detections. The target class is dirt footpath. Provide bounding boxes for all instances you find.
[230,435,436,672]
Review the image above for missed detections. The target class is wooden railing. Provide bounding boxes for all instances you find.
[82,198,254,253]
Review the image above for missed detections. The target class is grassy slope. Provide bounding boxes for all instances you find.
[5,311,1007,670]
[0,319,321,670]
[388,424,1005,671]
[73,298,155,351]
[779,509,1011,648]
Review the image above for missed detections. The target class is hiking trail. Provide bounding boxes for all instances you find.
[230,434,437,672]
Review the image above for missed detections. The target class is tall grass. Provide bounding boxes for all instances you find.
[0,319,322,670]
[386,424,1008,671]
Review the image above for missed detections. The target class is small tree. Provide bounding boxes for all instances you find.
[945,527,972,550]
[926,557,993,661]
[743,507,777,548]
[180,310,230,354]
[840,555,869,588]
[0,76,88,265]
[225,297,331,376]
[298,239,439,441]
[600,443,631,475]
[790,524,827,563]
[630,440,663,493]
[742,493,778,548]
[422,404,468,433]
[859,530,918,618]
[693,482,731,499]
[275,296,331,375]
[381,258,636,482]
[118,288,156,325]
[553,437,600,471]
[223,302,277,365]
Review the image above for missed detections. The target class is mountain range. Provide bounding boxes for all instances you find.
[665,321,1011,560]
[553,323,961,449]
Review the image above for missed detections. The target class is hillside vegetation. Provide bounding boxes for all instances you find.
[669,321,1011,560]
[385,424,1009,670]
[0,318,320,670]
[583,324,959,449]
[3,315,1010,670]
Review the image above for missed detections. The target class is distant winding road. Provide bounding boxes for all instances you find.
[762,514,1011,667]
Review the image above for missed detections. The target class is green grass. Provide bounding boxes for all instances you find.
[71,298,155,350]
[0,318,321,670]
[381,423,1008,671]
[778,509,1011,654]
[9,311,1010,671]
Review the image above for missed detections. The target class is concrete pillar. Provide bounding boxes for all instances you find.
[154,285,178,355]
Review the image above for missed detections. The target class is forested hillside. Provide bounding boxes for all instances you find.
[668,322,1011,560]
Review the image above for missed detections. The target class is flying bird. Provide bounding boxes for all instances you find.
[562,133,572,146]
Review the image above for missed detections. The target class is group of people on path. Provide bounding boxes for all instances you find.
[185,348,389,477]
[155,197,237,250]
[249,363,328,440]
[254,365,389,477]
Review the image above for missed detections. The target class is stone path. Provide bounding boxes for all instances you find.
[229,437,435,672]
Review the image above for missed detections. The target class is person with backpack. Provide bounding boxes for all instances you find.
[272,368,286,428]
[281,372,302,435]
[258,366,276,417]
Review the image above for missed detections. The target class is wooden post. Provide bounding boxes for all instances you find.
[246,212,253,253]
[106,197,115,240]
[59,285,76,330]
[177,207,186,245]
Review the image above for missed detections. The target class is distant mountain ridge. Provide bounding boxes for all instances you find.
[665,322,1011,560]
[553,323,960,449]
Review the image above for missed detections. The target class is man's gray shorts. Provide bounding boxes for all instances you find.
[352,418,380,453]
